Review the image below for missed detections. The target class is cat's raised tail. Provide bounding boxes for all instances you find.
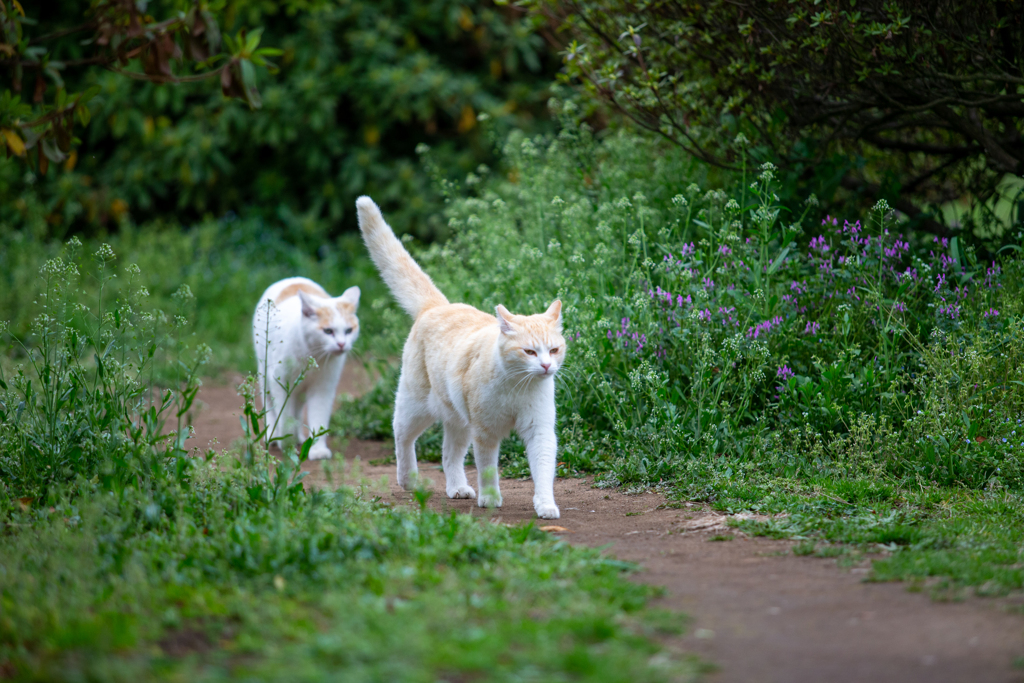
[356,196,449,319]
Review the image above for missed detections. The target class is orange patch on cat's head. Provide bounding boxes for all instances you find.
[495,301,566,360]
[276,281,329,305]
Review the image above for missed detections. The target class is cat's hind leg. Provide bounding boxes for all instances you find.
[473,438,502,509]
[441,422,474,499]
[392,387,434,490]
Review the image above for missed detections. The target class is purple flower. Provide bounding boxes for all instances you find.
[983,308,1000,318]
[697,308,712,323]
[777,365,795,381]
[746,316,783,339]
[804,320,820,335]
[937,301,961,320]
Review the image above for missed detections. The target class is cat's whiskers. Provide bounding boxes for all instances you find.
[509,369,538,399]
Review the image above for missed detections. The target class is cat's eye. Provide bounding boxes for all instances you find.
[550,347,560,354]
[344,327,353,334]
[524,349,537,356]
[323,328,334,335]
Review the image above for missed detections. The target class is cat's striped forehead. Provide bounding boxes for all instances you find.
[329,303,360,330]
[508,317,563,344]
[498,311,564,348]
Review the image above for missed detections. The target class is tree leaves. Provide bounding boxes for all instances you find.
[536,0,1024,232]
[0,0,280,166]
[1,127,24,156]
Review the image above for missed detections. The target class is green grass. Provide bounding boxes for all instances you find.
[695,473,1024,597]
[0,250,703,682]
[1,460,702,682]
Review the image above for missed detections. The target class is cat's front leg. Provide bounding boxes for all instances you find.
[523,424,559,519]
[265,380,293,448]
[473,438,502,509]
[304,385,335,461]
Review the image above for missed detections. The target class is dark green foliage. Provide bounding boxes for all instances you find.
[0,0,284,172]
[2,0,557,243]
[531,0,1024,235]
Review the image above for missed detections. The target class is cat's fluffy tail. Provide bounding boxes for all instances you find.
[356,196,449,318]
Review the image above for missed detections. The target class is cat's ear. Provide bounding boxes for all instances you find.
[338,286,360,308]
[495,304,516,335]
[298,291,318,318]
[544,300,562,327]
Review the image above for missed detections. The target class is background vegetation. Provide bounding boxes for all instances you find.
[531,0,1024,239]
[2,0,557,242]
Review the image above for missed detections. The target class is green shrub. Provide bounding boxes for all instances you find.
[354,113,1024,494]
[2,1,557,243]
[532,0,1024,238]
[0,238,207,503]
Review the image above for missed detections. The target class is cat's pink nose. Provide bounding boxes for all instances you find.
[337,342,347,352]
[541,362,551,371]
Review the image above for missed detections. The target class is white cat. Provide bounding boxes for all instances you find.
[252,277,360,460]
[356,196,565,519]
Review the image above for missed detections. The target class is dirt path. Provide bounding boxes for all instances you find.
[190,378,1024,683]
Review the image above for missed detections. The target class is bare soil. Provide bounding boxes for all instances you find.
[190,376,1024,683]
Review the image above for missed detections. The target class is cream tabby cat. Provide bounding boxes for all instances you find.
[357,196,564,519]
[253,277,360,460]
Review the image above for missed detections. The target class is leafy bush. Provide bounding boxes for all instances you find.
[530,0,1024,237]
[359,111,1024,495]
[2,1,558,243]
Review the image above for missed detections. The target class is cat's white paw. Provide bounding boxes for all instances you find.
[477,492,503,509]
[534,502,560,519]
[397,469,420,490]
[308,445,332,461]
[447,485,476,499]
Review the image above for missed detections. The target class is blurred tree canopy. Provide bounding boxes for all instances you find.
[532,0,1024,236]
[1,0,557,243]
